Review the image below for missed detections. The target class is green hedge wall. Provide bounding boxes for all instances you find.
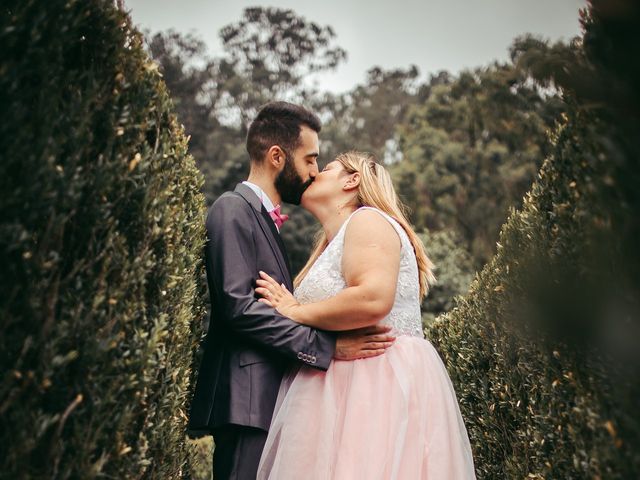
[426,3,640,478]
[0,1,206,478]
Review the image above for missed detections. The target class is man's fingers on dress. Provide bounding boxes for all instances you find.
[363,342,392,350]
[366,334,396,343]
[363,324,393,335]
[364,348,386,358]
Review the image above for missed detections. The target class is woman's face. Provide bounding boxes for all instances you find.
[300,160,350,210]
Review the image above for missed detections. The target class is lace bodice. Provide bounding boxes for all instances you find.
[295,207,424,338]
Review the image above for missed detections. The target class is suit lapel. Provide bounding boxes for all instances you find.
[259,205,293,276]
[233,183,293,289]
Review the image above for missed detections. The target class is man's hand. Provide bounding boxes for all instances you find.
[334,324,396,360]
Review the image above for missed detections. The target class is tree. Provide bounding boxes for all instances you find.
[318,66,420,163]
[392,59,565,266]
[147,7,348,204]
[147,30,231,199]
[419,229,476,326]
[218,6,347,127]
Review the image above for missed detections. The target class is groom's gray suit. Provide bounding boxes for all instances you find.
[188,183,336,478]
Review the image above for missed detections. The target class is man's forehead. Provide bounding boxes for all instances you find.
[298,126,319,151]
[299,124,318,140]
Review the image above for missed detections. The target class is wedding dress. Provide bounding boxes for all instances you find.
[257,207,476,479]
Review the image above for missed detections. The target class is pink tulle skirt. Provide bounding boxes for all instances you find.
[257,335,476,479]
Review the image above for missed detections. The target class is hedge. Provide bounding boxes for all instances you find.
[0,1,206,477]
[426,2,640,478]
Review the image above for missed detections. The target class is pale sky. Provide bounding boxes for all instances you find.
[125,0,586,93]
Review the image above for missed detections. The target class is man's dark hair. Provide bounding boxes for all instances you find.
[246,101,321,163]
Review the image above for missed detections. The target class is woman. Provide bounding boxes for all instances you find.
[255,152,476,479]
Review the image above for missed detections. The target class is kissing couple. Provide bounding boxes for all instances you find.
[188,102,476,479]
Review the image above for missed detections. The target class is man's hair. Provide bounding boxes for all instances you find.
[246,101,321,163]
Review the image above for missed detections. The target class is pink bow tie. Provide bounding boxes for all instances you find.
[269,204,289,229]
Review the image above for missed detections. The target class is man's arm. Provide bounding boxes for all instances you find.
[208,195,336,369]
[256,210,400,331]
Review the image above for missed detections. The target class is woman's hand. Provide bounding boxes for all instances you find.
[255,271,302,320]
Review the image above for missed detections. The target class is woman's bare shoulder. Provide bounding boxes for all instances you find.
[344,208,401,249]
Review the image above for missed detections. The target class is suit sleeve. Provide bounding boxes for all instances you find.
[207,195,336,370]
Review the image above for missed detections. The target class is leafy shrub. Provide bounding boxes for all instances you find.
[427,3,640,478]
[0,1,206,477]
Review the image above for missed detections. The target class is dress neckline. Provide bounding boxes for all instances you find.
[298,209,363,286]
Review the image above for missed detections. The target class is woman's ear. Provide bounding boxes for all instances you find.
[266,145,285,170]
[343,172,361,191]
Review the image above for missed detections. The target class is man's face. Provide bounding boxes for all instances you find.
[274,125,319,205]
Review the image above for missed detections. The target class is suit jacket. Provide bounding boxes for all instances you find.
[188,183,336,434]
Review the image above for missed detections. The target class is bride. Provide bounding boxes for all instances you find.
[254,151,476,479]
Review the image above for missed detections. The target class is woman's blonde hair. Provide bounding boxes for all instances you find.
[295,151,436,298]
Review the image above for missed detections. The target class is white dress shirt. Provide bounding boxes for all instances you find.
[242,181,281,231]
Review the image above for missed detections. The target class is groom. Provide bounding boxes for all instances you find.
[188,101,395,479]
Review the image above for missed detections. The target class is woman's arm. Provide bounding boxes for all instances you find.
[256,209,401,331]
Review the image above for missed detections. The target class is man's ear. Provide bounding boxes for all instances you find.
[266,145,285,169]
[343,172,361,191]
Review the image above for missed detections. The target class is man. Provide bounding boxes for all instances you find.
[188,102,395,479]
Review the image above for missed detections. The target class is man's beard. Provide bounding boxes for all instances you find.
[274,156,314,205]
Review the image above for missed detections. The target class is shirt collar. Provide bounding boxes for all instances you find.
[242,181,276,212]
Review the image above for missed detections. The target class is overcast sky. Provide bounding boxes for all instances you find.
[125,0,586,93]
